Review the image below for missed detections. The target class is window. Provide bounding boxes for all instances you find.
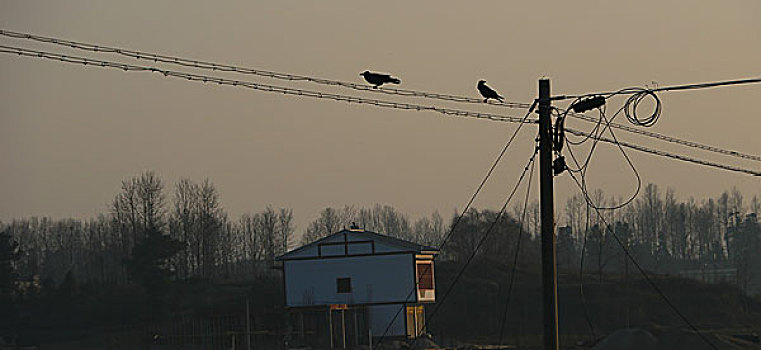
[416,262,434,290]
[336,277,352,293]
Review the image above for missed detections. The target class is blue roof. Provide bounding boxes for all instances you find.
[277,229,438,260]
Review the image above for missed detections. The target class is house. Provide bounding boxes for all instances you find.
[277,226,438,348]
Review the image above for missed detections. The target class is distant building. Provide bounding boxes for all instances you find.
[277,227,438,349]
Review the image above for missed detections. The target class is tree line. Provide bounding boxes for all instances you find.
[558,184,761,293]
[0,171,449,295]
[1,172,760,300]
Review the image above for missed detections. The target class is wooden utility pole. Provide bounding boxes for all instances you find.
[538,79,559,350]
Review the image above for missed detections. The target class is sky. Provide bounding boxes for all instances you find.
[1,1,760,236]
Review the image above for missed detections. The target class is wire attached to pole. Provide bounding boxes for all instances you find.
[373,102,536,348]
[0,28,532,109]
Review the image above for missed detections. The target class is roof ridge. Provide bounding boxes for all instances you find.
[277,229,438,260]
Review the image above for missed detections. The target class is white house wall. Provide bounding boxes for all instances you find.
[284,253,416,307]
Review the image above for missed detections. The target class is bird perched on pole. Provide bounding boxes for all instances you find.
[477,80,504,103]
[360,71,401,88]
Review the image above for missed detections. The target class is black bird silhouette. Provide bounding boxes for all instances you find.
[360,71,401,88]
[477,80,504,102]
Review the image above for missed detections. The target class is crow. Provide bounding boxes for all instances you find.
[477,80,504,103]
[360,71,401,88]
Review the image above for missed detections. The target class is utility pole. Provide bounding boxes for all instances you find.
[538,79,559,350]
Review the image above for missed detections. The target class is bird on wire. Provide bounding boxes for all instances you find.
[360,71,401,88]
[477,80,504,102]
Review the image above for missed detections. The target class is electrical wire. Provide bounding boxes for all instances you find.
[0,45,532,125]
[578,201,598,341]
[562,76,761,133]
[561,89,728,346]
[564,127,761,177]
[555,77,761,101]
[562,105,631,340]
[2,44,759,178]
[561,102,643,211]
[622,88,661,127]
[373,102,537,348]
[564,110,761,162]
[559,78,761,148]
[557,79,750,349]
[0,28,753,350]
[6,28,757,109]
[410,146,540,349]
[567,170,720,350]
[652,78,761,92]
[12,25,758,163]
[496,148,536,348]
[557,93,760,178]
[0,28,532,109]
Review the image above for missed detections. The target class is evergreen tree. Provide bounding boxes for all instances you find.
[58,270,79,301]
[127,227,184,317]
[0,230,21,321]
[0,230,21,301]
[556,225,577,271]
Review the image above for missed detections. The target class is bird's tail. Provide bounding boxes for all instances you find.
[497,95,504,102]
[390,78,401,84]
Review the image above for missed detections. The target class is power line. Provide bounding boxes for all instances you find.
[5,30,760,167]
[564,110,761,162]
[565,107,760,346]
[558,79,740,349]
[1,29,752,349]
[0,45,532,125]
[3,44,759,177]
[497,149,535,348]
[578,201,597,341]
[431,100,537,254]
[554,77,761,101]
[12,26,760,165]
[566,170,720,350]
[556,78,761,155]
[563,105,632,339]
[0,28,532,109]
[653,78,761,92]
[411,146,540,349]
[564,127,761,177]
[565,105,644,211]
[374,102,537,348]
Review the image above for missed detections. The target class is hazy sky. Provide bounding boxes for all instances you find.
[1,1,759,234]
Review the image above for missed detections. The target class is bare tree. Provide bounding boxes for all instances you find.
[260,207,278,266]
[136,172,166,232]
[197,179,225,278]
[166,178,225,279]
[278,208,294,255]
[111,171,167,259]
[411,211,445,247]
[302,207,344,244]
[238,213,263,275]
[565,193,586,250]
[750,195,760,217]
[169,178,198,279]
